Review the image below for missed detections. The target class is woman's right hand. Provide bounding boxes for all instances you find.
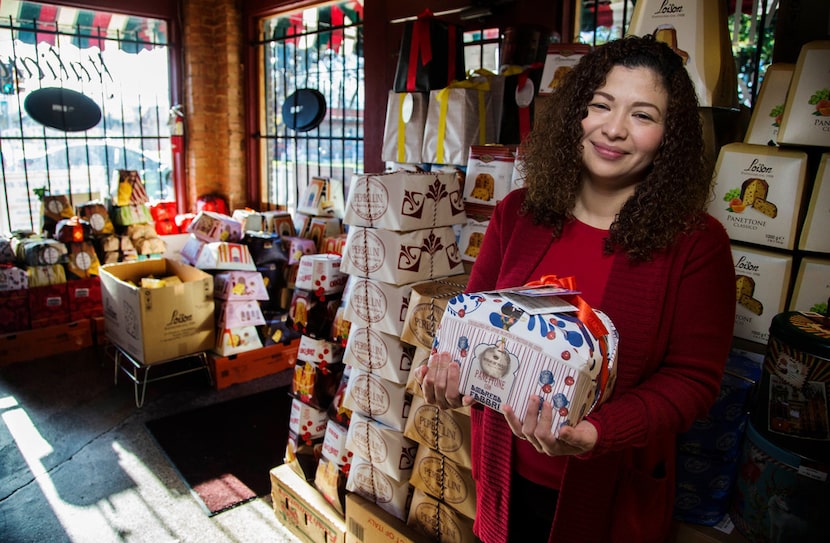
[414,351,471,410]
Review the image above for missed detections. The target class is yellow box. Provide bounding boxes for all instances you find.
[345,492,431,543]
[270,463,347,543]
[0,319,93,366]
[100,258,215,364]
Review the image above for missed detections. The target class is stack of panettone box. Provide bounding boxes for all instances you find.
[282,178,351,493]
[335,169,472,535]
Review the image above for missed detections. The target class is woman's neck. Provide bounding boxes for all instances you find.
[573,180,637,230]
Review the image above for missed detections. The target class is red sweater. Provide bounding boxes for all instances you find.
[466,189,736,543]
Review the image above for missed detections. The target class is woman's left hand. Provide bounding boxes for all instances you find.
[503,395,598,456]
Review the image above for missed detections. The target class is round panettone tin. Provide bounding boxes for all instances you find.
[751,311,830,460]
[730,420,829,543]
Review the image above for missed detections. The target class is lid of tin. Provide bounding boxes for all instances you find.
[770,311,830,360]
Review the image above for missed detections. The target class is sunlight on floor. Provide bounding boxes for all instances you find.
[1,394,134,541]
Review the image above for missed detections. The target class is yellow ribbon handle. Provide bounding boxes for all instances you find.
[396,93,407,163]
[436,87,450,164]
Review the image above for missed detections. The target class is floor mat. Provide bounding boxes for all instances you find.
[145,386,292,515]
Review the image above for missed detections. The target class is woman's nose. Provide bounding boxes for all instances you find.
[602,112,628,139]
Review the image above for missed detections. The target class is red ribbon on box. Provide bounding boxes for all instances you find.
[524,274,613,404]
[523,274,608,338]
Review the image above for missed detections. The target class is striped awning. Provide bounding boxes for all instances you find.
[1,1,165,50]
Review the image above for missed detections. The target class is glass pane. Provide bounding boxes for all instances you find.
[259,1,364,213]
[0,0,172,232]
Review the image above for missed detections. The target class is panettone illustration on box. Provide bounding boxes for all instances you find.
[736,275,763,316]
[652,25,689,64]
[547,65,572,90]
[470,173,495,201]
[464,232,484,259]
[723,178,778,218]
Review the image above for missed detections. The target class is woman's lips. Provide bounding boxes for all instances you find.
[591,142,626,159]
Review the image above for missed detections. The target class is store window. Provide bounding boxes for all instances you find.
[0,1,172,232]
[257,2,364,214]
[576,0,776,108]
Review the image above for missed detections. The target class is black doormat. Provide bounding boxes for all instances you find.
[145,386,292,515]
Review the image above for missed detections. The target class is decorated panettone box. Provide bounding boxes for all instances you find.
[432,280,618,431]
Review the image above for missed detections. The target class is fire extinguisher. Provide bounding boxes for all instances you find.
[169,104,184,154]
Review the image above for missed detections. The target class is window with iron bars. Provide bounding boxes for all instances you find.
[256,2,365,214]
[0,1,172,233]
[256,2,504,214]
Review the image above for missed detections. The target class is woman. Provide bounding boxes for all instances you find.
[418,35,736,543]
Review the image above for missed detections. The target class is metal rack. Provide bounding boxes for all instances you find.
[111,344,213,407]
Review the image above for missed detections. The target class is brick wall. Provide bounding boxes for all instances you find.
[181,0,246,212]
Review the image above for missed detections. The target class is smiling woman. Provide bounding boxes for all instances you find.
[0,0,174,232]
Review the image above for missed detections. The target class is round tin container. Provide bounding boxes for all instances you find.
[730,420,829,543]
[751,311,830,461]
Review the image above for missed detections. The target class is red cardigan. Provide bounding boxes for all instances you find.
[466,189,736,543]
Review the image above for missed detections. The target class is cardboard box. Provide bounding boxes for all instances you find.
[409,445,476,520]
[433,289,619,432]
[209,340,298,390]
[407,488,476,543]
[777,40,830,147]
[67,276,103,320]
[628,0,737,108]
[0,288,29,334]
[343,325,415,384]
[342,276,415,337]
[0,319,93,366]
[343,367,410,432]
[799,153,830,253]
[463,145,516,208]
[344,171,466,231]
[100,258,215,365]
[709,143,808,251]
[342,226,464,286]
[295,254,347,295]
[28,283,70,329]
[789,257,830,314]
[212,270,269,301]
[345,412,418,482]
[731,245,792,345]
[400,275,470,350]
[270,463,347,543]
[345,492,431,543]
[538,43,591,94]
[187,210,243,243]
[345,454,412,521]
[743,63,795,147]
[405,394,472,469]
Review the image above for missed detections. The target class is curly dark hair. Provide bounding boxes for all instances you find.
[520,34,710,262]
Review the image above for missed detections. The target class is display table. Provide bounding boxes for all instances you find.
[111,344,213,407]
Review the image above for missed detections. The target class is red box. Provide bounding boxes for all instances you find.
[28,284,69,329]
[0,289,30,333]
[67,276,103,320]
[209,340,299,389]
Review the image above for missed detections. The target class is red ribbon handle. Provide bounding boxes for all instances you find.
[516,62,543,141]
[406,9,434,91]
[523,274,608,338]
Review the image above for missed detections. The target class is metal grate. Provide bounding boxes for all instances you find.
[257,2,364,214]
[0,0,171,233]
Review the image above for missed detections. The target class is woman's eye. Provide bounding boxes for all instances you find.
[633,112,655,121]
[588,102,609,111]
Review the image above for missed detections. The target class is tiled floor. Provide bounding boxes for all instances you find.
[0,344,302,543]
